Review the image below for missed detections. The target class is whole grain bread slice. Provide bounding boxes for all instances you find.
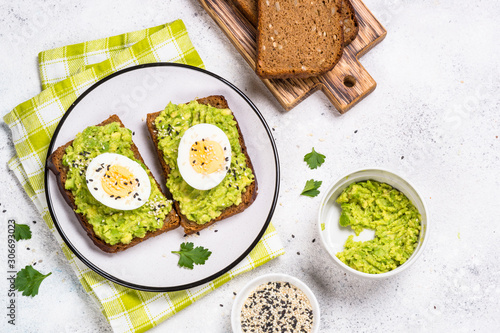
[47,115,180,253]
[232,0,358,47]
[256,0,345,79]
[232,0,258,26]
[146,95,258,235]
[341,0,359,46]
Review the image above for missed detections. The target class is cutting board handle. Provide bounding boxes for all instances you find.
[318,49,377,113]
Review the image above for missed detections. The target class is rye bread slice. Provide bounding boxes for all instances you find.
[232,0,358,47]
[232,0,258,26]
[256,0,345,79]
[146,95,258,235]
[341,0,359,46]
[47,115,180,253]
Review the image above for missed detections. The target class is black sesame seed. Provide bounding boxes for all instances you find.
[312,239,316,243]
[94,188,98,191]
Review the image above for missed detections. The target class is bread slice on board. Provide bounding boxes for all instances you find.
[232,0,258,26]
[47,115,180,253]
[232,0,358,47]
[146,95,258,235]
[256,0,345,79]
[341,0,359,46]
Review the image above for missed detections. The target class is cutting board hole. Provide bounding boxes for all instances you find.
[343,75,356,88]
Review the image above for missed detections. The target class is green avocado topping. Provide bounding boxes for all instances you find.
[62,122,172,245]
[155,101,255,225]
[336,180,421,274]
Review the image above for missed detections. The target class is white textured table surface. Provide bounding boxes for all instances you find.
[1,0,499,332]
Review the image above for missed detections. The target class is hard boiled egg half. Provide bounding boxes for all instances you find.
[86,153,151,210]
[177,123,231,190]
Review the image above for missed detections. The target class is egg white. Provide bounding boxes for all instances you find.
[177,123,231,190]
[86,153,151,210]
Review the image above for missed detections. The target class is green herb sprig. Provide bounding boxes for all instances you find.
[172,242,212,269]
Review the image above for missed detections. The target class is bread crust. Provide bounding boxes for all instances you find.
[47,115,180,253]
[146,96,258,235]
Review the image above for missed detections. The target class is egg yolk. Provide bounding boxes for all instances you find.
[101,165,137,198]
[190,139,225,175]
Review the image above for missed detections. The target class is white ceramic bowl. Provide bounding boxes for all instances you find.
[318,168,429,279]
[231,273,321,332]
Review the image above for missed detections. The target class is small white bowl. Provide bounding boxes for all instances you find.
[318,168,429,279]
[231,273,321,332]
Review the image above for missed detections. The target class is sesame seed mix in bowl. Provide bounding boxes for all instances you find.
[240,281,314,332]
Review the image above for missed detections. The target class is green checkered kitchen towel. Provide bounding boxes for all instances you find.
[4,20,284,333]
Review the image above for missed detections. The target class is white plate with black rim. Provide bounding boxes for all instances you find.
[44,63,279,292]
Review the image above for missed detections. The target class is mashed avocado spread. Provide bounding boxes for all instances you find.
[155,101,255,225]
[336,180,421,274]
[62,122,172,245]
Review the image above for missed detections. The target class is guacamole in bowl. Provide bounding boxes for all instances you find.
[318,169,428,279]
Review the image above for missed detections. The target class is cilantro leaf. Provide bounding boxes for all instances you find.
[14,223,32,241]
[304,148,326,169]
[15,265,52,297]
[172,242,212,269]
[301,179,322,197]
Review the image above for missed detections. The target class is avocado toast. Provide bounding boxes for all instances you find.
[146,95,258,234]
[48,115,180,253]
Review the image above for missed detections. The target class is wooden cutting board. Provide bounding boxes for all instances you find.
[197,0,386,113]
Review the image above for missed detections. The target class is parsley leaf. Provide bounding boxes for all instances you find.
[304,148,326,169]
[301,179,322,197]
[14,223,32,241]
[172,242,212,269]
[15,265,52,297]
